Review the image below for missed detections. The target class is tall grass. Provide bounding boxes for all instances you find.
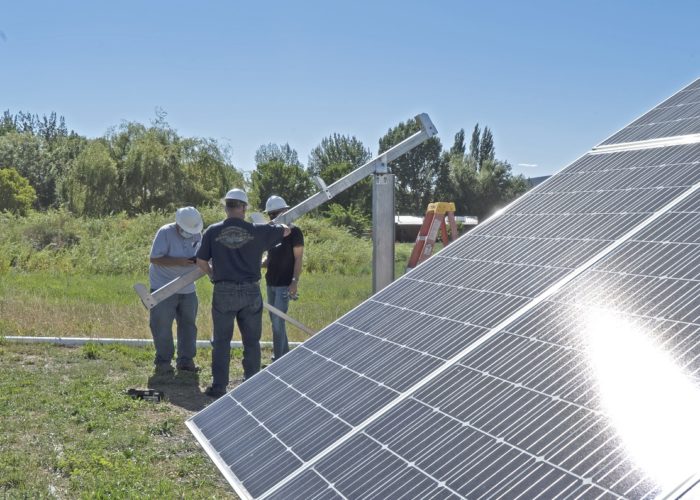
[0,208,377,275]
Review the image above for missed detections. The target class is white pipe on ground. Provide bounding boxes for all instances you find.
[3,336,301,348]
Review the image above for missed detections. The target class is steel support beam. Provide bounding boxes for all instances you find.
[372,173,395,293]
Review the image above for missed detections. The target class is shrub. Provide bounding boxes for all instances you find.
[0,167,36,216]
[22,209,81,251]
[324,203,370,237]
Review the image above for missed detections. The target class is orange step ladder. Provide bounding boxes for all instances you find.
[406,202,458,269]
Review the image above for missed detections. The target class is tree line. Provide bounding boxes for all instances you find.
[0,110,527,224]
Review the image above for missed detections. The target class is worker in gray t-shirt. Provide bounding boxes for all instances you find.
[149,206,203,374]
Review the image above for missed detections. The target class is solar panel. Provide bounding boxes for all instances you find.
[188,78,700,499]
[600,78,700,146]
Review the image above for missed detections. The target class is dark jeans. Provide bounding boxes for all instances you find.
[267,285,290,360]
[210,281,263,389]
[149,291,198,366]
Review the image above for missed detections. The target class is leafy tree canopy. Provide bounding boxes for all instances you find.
[249,159,314,212]
[307,133,372,215]
[0,167,36,215]
[255,143,301,168]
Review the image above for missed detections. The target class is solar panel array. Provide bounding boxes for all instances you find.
[601,79,700,146]
[188,78,700,499]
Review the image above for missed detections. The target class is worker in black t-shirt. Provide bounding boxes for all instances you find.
[196,189,290,399]
[262,195,304,362]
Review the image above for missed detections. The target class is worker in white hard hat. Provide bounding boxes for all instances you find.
[196,188,291,399]
[149,206,204,375]
[262,195,304,362]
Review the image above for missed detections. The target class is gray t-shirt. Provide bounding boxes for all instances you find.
[149,223,201,293]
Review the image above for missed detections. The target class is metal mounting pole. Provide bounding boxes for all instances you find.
[372,172,395,293]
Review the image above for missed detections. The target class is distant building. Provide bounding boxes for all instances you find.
[394,215,478,243]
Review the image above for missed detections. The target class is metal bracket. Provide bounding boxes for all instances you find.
[313,176,333,200]
[417,112,437,137]
[374,155,389,174]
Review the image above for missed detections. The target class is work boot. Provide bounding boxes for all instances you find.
[176,361,200,372]
[154,363,174,375]
[204,386,226,399]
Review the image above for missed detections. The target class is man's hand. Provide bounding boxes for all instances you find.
[196,258,213,279]
[280,224,292,238]
[288,281,298,300]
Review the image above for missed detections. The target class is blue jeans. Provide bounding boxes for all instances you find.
[149,291,198,366]
[267,285,290,360]
[210,281,263,389]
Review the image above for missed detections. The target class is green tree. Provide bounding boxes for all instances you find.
[307,134,372,215]
[469,123,480,162]
[378,118,443,214]
[255,143,301,167]
[449,154,479,214]
[0,167,36,215]
[450,128,466,158]
[433,152,453,203]
[250,159,314,211]
[180,137,243,206]
[0,132,57,209]
[0,111,17,136]
[480,126,495,166]
[105,119,243,214]
[447,124,527,219]
[474,159,527,219]
[61,140,117,216]
[119,129,185,213]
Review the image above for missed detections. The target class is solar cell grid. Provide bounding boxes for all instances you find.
[600,78,700,145]
[188,79,700,499]
[399,198,700,497]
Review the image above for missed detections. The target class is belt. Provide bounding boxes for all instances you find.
[214,280,259,285]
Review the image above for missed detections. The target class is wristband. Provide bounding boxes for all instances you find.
[291,277,298,282]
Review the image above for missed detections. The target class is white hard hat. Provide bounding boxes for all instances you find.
[265,195,289,213]
[224,188,248,204]
[175,206,203,234]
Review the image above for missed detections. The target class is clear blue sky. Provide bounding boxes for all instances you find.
[2,0,699,178]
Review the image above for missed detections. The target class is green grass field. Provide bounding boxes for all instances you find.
[0,341,237,498]
[0,270,373,344]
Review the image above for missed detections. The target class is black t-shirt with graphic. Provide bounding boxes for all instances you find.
[265,226,304,287]
[197,218,284,283]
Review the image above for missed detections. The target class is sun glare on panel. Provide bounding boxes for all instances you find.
[585,310,700,489]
